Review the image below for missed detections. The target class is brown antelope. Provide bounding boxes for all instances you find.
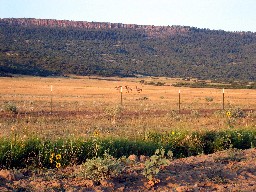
[135,86,142,93]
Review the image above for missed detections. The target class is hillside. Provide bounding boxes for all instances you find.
[0,18,256,81]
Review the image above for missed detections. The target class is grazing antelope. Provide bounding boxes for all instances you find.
[135,86,142,93]
[115,86,122,90]
[125,85,132,93]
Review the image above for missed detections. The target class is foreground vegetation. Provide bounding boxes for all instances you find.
[0,129,255,170]
[1,148,255,191]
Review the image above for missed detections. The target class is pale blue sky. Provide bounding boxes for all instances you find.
[1,0,256,32]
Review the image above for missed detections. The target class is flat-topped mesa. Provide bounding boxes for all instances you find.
[0,18,190,37]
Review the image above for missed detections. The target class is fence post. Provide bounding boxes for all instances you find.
[222,88,225,110]
[50,85,53,114]
[120,86,123,105]
[178,89,181,113]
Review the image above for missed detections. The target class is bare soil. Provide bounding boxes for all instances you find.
[0,148,255,192]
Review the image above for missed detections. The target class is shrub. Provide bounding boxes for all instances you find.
[142,148,172,183]
[232,108,246,118]
[3,102,18,114]
[205,97,214,102]
[229,130,256,149]
[78,152,124,184]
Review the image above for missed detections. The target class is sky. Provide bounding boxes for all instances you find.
[1,0,256,32]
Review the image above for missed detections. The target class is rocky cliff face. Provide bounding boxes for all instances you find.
[0,18,190,38]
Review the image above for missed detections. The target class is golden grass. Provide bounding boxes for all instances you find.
[0,76,255,139]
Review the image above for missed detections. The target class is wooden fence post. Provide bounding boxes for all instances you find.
[222,88,225,110]
[178,90,181,113]
[50,85,53,114]
[120,86,123,105]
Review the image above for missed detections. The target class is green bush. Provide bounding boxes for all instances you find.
[78,152,124,184]
[142,148,172,181]
[3,102,18,114]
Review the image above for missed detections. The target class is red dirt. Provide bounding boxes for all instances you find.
[0,148,255,191]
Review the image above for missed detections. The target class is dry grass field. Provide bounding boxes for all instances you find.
[0,76,256,191]
[0,76,255,140]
